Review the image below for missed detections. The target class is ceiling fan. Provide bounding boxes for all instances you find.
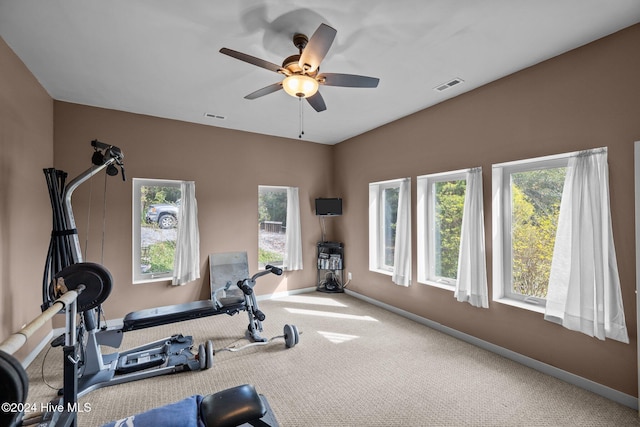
[219,23,379,112]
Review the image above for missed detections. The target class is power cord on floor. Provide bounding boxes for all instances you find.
[342,276,351,288]
[40,343,61,391]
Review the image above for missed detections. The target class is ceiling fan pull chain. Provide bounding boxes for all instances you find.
[298,97,305,139]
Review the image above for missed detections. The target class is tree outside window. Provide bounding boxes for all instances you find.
[493,155,568,307]
[258,186,287,268]
[417,171,466,287]
[510,168,565,299]
[433,180,466,280]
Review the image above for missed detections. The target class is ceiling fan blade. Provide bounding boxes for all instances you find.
[244,82,283,100]
[219,48,284,73]
[299,23,337,73]
[306,91,327,112]
[318,73,380,88]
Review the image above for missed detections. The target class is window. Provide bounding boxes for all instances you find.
[492,154,568,308]
[258,185,303,271]
[381,185,399,270]
[417,171,467,288]
[258,186,287,268]
[369,179,402,274]
[133,178,181,283]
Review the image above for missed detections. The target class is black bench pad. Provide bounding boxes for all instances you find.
[200,384,267,427]
[122,298,245,332]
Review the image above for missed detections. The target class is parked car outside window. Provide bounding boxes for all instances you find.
[145,199,180,229]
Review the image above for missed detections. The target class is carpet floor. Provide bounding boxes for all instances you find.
[25,292,640,426]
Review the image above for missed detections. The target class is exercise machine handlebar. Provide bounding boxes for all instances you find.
[266,265,283,275]
[237,265,283,295]
[0,287,83,355]
[90,139,125,181]
[91,139,124,159]
[253,265,283,280]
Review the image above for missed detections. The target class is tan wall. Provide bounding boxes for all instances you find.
[0,37,54,359]
[52,102,334,319]
[333,24,640,396]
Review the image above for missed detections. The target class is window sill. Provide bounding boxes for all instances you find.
[133,276,171,285]
[493,297,545,314]
[418,279,455,291]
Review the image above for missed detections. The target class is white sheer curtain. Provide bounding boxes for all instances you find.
[454,168,489,308]
[172,181,200,286]
[392,178,411,286]
[284,187,303,271]
[544,148,629,343]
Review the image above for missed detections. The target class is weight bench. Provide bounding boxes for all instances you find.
[121,293,247,332]
[115,252,269,339]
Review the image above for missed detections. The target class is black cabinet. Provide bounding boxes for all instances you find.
[317,242,344,293]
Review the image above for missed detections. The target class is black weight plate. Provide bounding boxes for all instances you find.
[53,262,113,312]
[0,350,28,403]
[0,350,28,427]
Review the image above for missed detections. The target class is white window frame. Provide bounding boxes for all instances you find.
[132,178,181,283]
[492,153,570,312]
[369,179,402,275]
[417,170,467,290]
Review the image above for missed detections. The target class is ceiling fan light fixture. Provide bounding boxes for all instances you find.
[283,74,319,98]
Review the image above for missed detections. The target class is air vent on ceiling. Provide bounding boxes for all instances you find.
[204,113,226,120]
[434,78,464,92]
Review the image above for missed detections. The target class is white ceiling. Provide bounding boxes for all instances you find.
[1,1,639,145]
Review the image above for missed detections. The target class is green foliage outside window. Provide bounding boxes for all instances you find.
[259,190,287,226]
[510,168,565,298]
[147,240,177,274]
[434,180,466,279]
[259,248,283,265]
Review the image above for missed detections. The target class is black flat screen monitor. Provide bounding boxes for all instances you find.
[315,198,342,216]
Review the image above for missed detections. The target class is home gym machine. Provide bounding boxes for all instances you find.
[42,140,299,397]
[1,276,282,427]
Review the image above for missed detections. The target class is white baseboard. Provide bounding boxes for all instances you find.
[345,289,638,410]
